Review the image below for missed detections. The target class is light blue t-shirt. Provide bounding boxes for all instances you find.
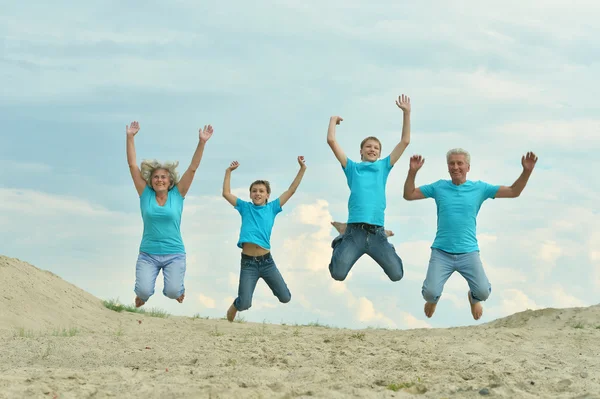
[419,180,500,253]
[235,198,282,250]
[139,185,185,254]
[343,155,393,226]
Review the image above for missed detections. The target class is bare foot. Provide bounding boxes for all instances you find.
[330,221,347,235]
[135,296,145,308]
[385,230,394,237]
[424,302,437,318]
[226,303,237,322]
[468,291,483,320]
[176,293,185,303]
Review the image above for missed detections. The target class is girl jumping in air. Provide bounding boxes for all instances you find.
[222,156,307,321]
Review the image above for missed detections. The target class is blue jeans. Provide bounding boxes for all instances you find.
[134,252,186,302]
[328,223,404,282]
[234,253,291,311]
[422,248,491,304]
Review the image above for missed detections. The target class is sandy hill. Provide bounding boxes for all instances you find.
[1,254,599,398]
[0,255,119,332]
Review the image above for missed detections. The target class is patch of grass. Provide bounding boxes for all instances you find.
[103,298,145,314]
[210,326,224,337]
[595,325,600,329]
[305,320,330,328]
[115,323,124,337]
[147,308,169,318]
[293,328,300,337]
[573,322,585,329]
[52,327,79,337]
[235,315,246,324]
[192,313,209,320]
[225,358,237,367]
[14,327,35,338]
[350,332,366,341]
[387,382,415,392]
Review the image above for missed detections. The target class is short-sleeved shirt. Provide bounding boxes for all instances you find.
[419,180,500,253]
[139,185,185,254]
[235,198,282,250]
[343,155,393,226]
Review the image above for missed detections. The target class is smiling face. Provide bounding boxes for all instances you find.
[447,154,470,184]
[249,182,270,205]
[151,168,171,193]
[360,138,381,162]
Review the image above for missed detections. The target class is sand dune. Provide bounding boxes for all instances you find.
[1,254,599,398]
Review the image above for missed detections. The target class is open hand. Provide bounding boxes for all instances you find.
[126,121,140,136]
[409,154,425,171]
[521,151,538,172]
[395,94,411,113]
[330,116,343,125]
[199,125,214,143]
[297,156,306,169]
[228,161,240,171]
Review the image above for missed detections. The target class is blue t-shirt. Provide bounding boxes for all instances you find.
[235,198,282,250]
[419,180,500,253]
[343,155,393,226]
[139,185,185,254]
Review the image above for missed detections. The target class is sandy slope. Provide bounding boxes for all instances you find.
[1,255,599,399]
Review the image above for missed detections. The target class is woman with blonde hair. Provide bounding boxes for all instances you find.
[126,120,213,307]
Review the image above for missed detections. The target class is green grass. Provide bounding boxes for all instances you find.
[573,322,585,329]
[14,327,35,338]
[350,332,366,341]
[52,327,79,337]
[387,382,415,391]
[210,326,224,337]
[103,298,169,318]
[192,313,210,320]
[235,315,246,323]
[305,320,331,328]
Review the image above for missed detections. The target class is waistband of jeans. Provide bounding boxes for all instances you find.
[241,252,272,261]
[349,222,383,231]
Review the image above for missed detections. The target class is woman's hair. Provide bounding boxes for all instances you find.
[140,159,180,190]
[446,148,471,165]
[249,180,271,194]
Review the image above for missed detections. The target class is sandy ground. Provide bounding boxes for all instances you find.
[1,255,599,399]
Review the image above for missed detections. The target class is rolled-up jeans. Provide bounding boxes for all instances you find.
[134,252,186,302]
[421,248,491,304]
[328,223,404,282]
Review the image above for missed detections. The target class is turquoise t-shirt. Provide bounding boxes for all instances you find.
[235,198,282,250]
[419,180,500,253]
[139,185,185,254]
[343,155,393,226]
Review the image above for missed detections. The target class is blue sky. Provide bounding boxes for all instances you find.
[1,1,599,329]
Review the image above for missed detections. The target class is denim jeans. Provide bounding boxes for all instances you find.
[328,223,404,282]
[134,252,186,302]
[421,248,491,304]
[234,253,291,311]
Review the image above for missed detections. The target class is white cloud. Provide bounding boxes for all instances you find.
[197,294,216,309]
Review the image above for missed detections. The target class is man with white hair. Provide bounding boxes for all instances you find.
[403,148,538,320]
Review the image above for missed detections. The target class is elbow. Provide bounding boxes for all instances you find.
[403,192,412,201]
[401,138,410,146]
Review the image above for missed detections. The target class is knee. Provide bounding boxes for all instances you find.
[135,286,154,302]
[278,292,291,304]
[163,286,182,300]
[329,267,348,281]
[388,268,404,282]
[422,287,441,303]
[471,287,491,302]
[235,297,252,311]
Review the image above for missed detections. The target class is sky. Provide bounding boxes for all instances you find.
[1,0,599,330]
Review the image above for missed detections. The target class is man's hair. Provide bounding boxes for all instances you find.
[446,148,471,165]
[360,136,382,152]
[140,160,180,190]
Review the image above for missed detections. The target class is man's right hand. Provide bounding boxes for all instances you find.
[330,116,343,125]
[409,155,425,172]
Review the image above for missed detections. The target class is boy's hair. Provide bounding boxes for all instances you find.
[249,180,271,194]
[360,136,382,152]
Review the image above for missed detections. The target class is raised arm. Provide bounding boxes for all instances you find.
[327,116,347,168]
[126,121,147,196]
[178,125,214,197]
[222,161,239,207]
[389,94,411,166]
[496,152,538,198]
[278,156,307,207]
[403,155,427,201]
